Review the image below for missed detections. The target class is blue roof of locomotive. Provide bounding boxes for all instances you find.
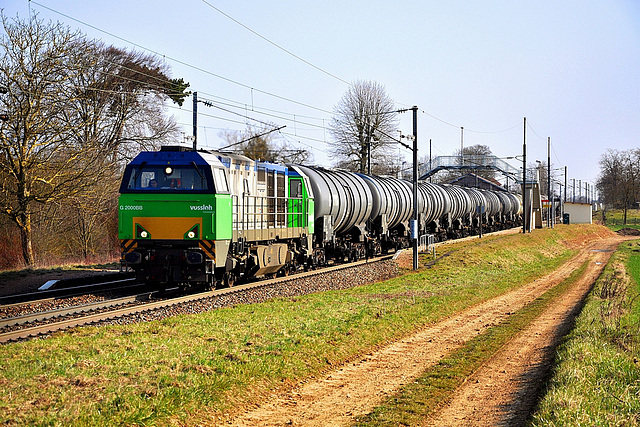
[130,147,291,173]
[129,148,215,166]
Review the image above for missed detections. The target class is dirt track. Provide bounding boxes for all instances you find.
[228,234,629,426]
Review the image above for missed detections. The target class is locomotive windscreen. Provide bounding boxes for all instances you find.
[120,163,214,193]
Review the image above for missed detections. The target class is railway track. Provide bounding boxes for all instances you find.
[0,254,396,344]
[0,274,139,306]
[0,291,158,329]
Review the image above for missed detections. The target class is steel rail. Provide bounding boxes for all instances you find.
[0,291,157,329]
[0,255,393,344]
[0,278,141,307]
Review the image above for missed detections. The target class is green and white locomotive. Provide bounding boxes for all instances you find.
[119,146,314,289]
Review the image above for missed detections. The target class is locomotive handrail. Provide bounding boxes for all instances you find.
[232,194,305,232]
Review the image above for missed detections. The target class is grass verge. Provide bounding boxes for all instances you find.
[529,240,640,426]
[353,258,590,426]
[0,225,611,425]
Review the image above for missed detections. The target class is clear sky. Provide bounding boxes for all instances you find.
[2,0,639,188]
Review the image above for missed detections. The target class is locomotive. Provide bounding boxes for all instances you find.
[118,146,522,289]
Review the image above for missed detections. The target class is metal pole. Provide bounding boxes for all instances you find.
[547,137,551,228]
[564,166,567,203]
[429,139,432,183]
[578,180,582,203]
[413,106,419,271]
[551,182,562,228]
[559,183,563,223]
[192,91,198,151]
[367,139,371,175]
[586,182,589,204]
[523,117,527,233]
[460,127,464,174]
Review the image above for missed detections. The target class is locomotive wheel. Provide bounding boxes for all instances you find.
[277,265,290,277]
[224,272,236,287]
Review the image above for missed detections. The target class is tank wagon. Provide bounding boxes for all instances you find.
[119,146,522,289]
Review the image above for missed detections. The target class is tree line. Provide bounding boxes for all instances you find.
[597,148,640,224]
[0,15,189,268]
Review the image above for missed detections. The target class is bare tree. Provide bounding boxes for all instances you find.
[454,144,497,181]
[0,15,187,266]
[597,149,639,224]
[219,124,312,165]
[329,80,399,173]
[62,42,185,162]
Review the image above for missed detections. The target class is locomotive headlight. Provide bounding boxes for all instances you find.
[187,231,196,239]
[185,251,204,265]
[164,166,173,175]
[140,230,148,238]
[124,251,142,265]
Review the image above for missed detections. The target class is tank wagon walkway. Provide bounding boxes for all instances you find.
[227,234,629,426]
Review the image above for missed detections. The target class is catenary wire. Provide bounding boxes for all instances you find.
[198,0,352,86]
[25,1,552,164]
[29,0,338,115]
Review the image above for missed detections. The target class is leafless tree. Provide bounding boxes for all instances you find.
[454,144,497,181]
[219,124,312,165]
[0,15,186,266]
[597,149,639,224]
[329,80,399,173]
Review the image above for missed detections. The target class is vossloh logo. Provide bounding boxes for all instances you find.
[190,204,213,211]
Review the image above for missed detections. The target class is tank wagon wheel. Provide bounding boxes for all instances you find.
[313,249,325,268]
[373,241,382,256]
[359,246,367,259]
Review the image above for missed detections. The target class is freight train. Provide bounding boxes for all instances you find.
[118,146,522,289]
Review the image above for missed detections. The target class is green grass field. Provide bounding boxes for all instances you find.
[0,224,634,426]
[599,208,640,231]
[529,239,640,426]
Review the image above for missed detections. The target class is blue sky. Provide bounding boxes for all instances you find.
[3,0,639,189]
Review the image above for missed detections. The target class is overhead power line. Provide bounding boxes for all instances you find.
[29,0,335,115]
[199,96,277,129]
[218,125,286,150]
[420,109,521,134]
[199,0,351,86]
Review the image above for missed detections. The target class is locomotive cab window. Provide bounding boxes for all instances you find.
[212,167,229,193]
[120,164,214,193]
[289,179,302,198]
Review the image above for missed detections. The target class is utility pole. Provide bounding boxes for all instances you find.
[412,106,419,271]
[397,105,420,270]
[564,166,567,203]
[460,127,464,171]
[429,139,432,183]
[192,91,198,151]
[547,137,551,228]
[523,117,527,233]
[367,138,371,175]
